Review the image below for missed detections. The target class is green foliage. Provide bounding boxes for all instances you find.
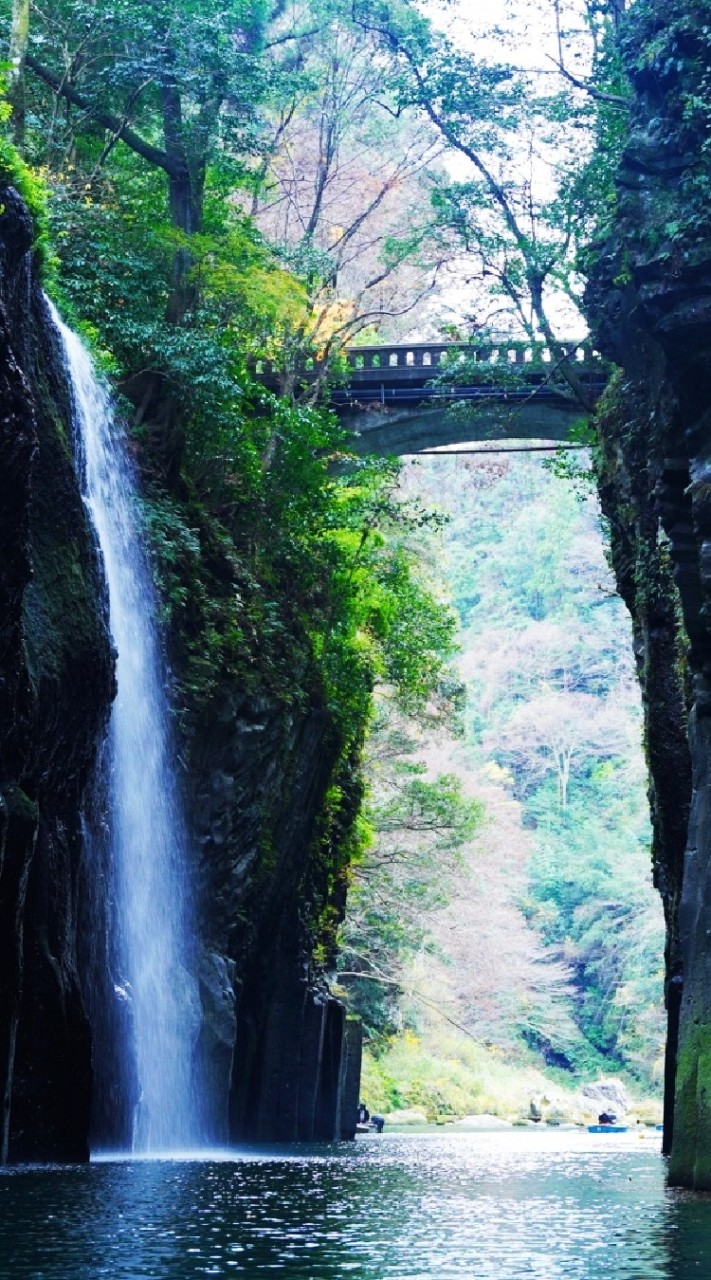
[353,1,622,359]
[544,420,598,500]
[411,452,664,1087]
[610,0,711,252]
[9,6,455,740]
[17,0,268,163]
[0,73,52,266]
[360,1024,590,1123]
[0,0,468,1020]
[524,771,664,1079]
[337,705,483,1045]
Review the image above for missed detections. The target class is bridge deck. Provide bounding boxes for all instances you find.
[336,342,600,401]
[254,341,605,454]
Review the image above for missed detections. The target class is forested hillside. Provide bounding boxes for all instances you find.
[441,453,662,1074]
[346,452,665,1117]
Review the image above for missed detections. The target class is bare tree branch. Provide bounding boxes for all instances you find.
[544,52,628,107]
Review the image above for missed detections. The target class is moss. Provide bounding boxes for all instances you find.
[587,357,692,1156]
[0,138,55,277]
[305,734,367,973]
[21,382,107,687]
[669,1016,711,1189]
[0,783,39,826]
[139,485,316,721]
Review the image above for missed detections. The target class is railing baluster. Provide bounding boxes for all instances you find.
[252,340,601,403]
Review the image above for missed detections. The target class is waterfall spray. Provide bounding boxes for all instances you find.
[49,301,202,1153]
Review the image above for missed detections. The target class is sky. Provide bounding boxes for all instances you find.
[424,0,593,78]
[416,0,592,341]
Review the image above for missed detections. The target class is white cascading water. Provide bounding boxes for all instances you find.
[48,301,202,1153]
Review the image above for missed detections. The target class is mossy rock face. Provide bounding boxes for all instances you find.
[592,374,690,971]
[669,1012,711,1190]
[586,1,711,1186]
[0,186,114,1162]
[185,676,361,1142]
[0,784,39,827]
[21,300,114,789]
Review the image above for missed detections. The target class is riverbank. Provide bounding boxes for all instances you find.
[362,1034,662,1131]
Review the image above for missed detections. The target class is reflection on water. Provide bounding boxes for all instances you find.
[0,1129,709,1278]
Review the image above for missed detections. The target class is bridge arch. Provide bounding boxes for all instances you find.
[331,341,602,454]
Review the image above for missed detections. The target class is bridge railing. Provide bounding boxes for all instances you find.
[344,341,593,373]
[253,340,597,380]
[332,342,604,410]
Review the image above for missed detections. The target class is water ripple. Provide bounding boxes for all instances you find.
[0,1130,707,1278]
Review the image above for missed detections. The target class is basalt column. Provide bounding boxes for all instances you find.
[586,2,711,1188]
[186,684,362,1144]
[591,372,691,1152]
[0,186,113,1162]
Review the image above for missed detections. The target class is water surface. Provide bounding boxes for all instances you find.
[1,1129,709,1278]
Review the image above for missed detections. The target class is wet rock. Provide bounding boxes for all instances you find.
[0,187,114,1162]
[585,0,711,1188]
[184,676,361,1142]
[579,1080,629,1115]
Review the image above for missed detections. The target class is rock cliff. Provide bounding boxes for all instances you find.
[586,1,711,1187]
[0,184,114,1161]
[0,185,360,1159]
[188,691,362,1144]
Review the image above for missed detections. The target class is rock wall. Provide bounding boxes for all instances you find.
[0,185,114,1162]
[587,2,711,1187]
[0,184,361,1159]
[188,691,361,1144]
[591,373,691,1149]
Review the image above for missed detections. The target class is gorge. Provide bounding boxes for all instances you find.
[3,0,711,1199]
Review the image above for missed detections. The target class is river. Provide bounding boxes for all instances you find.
[1,1129,709,1279]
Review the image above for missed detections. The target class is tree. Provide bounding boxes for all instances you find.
[248,0,447,390]
[469,617,629,717]
[399,452,664,1082]
[336,706,482,1043]
[16,0,269,315]
[492,688,634,808]
[7,0,29,141]
[350,0,628,406]
[418,764,585,1068]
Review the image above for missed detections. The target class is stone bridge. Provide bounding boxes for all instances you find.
[331,341,604,454]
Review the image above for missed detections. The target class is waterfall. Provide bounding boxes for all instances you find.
[48,302,202,1153]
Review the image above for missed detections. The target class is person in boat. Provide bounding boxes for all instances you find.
[598,1111,617,1125]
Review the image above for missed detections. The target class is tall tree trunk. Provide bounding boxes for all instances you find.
[128,78,206,479]
[161,81,204,324]
[8,0,30,145]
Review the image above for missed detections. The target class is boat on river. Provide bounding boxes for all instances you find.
[587,1124,629,1133]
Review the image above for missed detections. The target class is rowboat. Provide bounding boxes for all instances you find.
[587,1124,629,1133]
